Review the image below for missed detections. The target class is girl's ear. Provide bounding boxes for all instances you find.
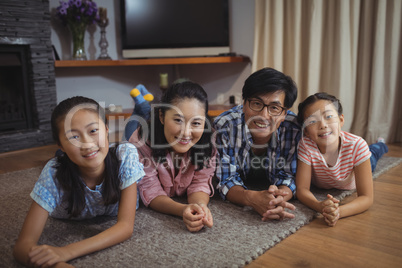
[303,127,310,138]
[58,144,65,152]
[339,114,345,128]
[159,110,164,125]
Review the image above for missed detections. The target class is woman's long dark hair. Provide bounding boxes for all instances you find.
[51,96,121,218]
[146,81,214,170]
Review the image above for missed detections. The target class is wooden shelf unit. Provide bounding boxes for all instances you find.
[54,56,249,68]
[106,105,234,121]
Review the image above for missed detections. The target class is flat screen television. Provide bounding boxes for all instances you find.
[120,0,230,58]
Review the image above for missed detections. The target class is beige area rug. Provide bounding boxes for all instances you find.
[1,156,401,268]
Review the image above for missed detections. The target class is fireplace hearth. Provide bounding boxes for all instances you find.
[0,45,34,132]
[0,1,56,153]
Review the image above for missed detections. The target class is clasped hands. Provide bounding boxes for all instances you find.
[182,203,213,232]
[321,194,340,227]
[251,185,296,221]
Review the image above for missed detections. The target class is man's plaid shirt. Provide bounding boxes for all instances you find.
[213,105,301,199]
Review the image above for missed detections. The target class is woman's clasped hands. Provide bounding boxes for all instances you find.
[182,203,213,232]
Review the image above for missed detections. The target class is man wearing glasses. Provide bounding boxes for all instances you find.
[213,67,301,221]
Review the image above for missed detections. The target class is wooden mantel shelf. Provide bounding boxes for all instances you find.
[54,56,250,68]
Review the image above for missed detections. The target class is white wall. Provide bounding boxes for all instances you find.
[49,0,255,110]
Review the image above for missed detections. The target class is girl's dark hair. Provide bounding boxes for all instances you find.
[297,92,343,125]
[51,96,120,218]
[242,67,298,109]
[148,81,214,170]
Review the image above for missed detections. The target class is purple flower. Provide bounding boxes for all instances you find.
[59,7,67,15]
[86,8,93,16]
[74,0,82,8]
[60,1,69,9]
[56,0,99,26]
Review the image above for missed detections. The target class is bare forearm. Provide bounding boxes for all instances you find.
[339,195,373,219]
[62,220,134,261]
[296,188,323,212]
[226,186,253,207]
[13,240,36,267]
[188,192,210,206]
[13,201,48,267]
[149,195,187,217]
[340,160,374,218]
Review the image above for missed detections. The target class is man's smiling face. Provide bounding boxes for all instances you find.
[243,90,287,145]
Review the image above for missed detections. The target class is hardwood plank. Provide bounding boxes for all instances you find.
[0,144,58,174]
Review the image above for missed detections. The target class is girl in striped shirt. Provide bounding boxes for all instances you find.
[295,93,388,226]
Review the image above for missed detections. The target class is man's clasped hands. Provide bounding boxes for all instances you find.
[248,186,340,225]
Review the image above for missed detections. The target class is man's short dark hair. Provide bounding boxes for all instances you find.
[242,67,298,109]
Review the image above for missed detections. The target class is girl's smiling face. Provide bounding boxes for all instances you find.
[303,100,344,152]
[159,98,206,155]
[58,108,109,174]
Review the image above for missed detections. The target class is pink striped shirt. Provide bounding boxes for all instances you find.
[297,131,371,190]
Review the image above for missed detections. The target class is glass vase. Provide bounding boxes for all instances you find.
[68,22,87,60]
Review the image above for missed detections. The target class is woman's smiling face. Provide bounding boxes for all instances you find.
[160,98,206,155]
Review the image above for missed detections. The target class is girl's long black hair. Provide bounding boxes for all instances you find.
[144,81,214,170]
[51,96,121,218]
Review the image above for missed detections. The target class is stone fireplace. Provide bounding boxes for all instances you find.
[0,0,56,153]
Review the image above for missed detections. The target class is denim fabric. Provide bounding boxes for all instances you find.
[124,101,151,140]
[369,142,389,172]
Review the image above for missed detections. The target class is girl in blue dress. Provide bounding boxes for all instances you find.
[13,96,145,267]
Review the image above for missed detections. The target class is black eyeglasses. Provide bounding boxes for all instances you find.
[247,99,286,116]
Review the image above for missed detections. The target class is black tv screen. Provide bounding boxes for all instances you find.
[120,0,230,58]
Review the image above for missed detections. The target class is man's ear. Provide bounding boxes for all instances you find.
[159,110,164,125]
[279,109,288,123]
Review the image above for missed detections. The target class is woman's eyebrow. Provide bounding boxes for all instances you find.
[306,115,317,120]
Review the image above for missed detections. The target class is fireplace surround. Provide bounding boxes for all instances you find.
[0,1,56,153]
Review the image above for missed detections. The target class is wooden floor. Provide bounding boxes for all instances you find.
[1,143,401,267]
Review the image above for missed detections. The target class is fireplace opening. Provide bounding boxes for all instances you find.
[0,44,34,132]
